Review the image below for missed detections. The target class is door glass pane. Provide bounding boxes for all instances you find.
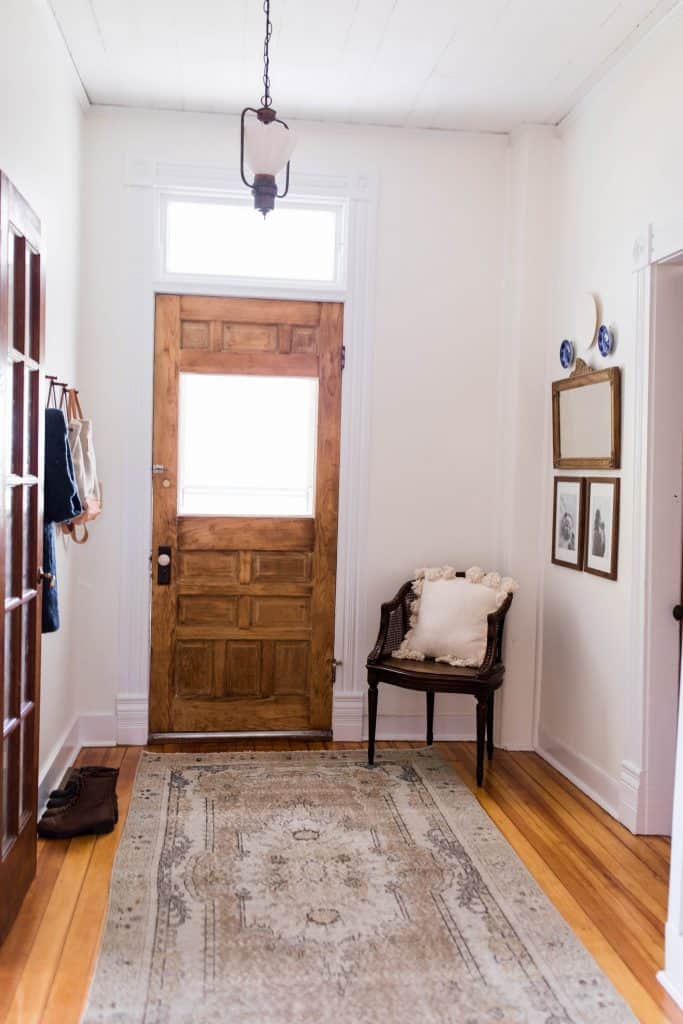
[178,374,318,517]
[3,611,12,724]
[11,363,24,475]
[25,368,39,475]
[6,488,21,601]
[165,199,338,282]
[21,601,36,706]
[1,739,9,848]
[22,484,37,593]
[29,251,41,361]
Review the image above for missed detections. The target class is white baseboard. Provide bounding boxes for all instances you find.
[116,694,149,745]
[657,972,683,1011]
[37,707,129,815]
[658,968,683,1011]
[536,727,620,821]
[658,923,683,1009]
[332,693,364,740]
[365,713,475,742]
[619,759,644,833]
[41,695,472,785]
[38,715,82,813]
[332,691,476,741]
[332,689,477,742]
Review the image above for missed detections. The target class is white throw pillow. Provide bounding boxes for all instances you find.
[392,566,518,668]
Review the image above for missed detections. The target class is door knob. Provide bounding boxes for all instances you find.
[673,605,683,621]
[157,546,172,585]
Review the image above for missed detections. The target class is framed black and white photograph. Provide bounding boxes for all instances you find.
[552,476,586,570]
[584,478,620,580]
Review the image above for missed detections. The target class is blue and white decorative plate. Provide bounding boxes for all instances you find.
[597,324,613,357]
[560,339,574,369]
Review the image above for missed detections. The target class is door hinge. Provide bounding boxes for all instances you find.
[340,345,346,371]
[332,659,342,684]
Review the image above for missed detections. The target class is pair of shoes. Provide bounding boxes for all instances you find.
[45,766,119,823]
[38,766,119,839]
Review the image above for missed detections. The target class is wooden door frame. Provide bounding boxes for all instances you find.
[114,163,377,746]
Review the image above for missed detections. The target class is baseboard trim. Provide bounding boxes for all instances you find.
[332,691,476,742]
[658,923,683,1010]
[116,694,149,745]
[619,759,644,833]
[332,693,364,740]
[38,715,82,814]
[38,711,118,815]
[536,727,620,821]
[657,970,683,1011]
[365,713,475,742]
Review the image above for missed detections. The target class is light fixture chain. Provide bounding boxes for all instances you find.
[261,0,273,108]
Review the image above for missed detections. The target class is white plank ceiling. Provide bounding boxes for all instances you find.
[49,0,679,131]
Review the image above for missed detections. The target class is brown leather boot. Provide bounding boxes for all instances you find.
[46,766,119,821]
[38,772,117,838]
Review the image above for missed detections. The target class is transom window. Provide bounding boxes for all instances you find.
[161,194,345,286]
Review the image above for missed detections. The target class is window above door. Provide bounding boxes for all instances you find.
[159,192,346,291]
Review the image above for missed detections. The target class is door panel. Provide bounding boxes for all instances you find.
[0,173,44,943]
[150,295,343,736]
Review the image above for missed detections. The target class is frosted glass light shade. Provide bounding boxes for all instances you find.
[244,115,296,177]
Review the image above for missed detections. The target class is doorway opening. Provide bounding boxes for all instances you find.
[643,255,683,835]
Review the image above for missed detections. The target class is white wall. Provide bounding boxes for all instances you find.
[537,4,683,819]
[75,107,516,742]
[0,0,86,779]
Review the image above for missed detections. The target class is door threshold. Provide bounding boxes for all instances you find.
[148,729,333,742]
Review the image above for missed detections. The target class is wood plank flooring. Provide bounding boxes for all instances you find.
[0,741,679,1024]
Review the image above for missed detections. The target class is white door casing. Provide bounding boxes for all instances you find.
[115,161,378,744]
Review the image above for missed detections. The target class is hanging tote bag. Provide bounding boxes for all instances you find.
[42,378,83,631]
[44,380,83,524]
[62,389,103,544]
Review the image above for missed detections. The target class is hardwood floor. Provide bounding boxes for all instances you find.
[0,740,679,1023]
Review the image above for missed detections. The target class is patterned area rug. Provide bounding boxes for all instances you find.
[84,749,635,1024]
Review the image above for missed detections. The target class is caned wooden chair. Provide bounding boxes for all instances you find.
[366,572,514,785]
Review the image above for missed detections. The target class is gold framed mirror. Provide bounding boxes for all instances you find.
[552,360,621,469]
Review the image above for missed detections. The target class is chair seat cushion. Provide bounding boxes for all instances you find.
[392,566,517,668]
[374,656,502,683]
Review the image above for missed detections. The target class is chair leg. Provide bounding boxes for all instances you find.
[487,693,494,761]
[426,691,435,746]
[476,699,487,786]
[367,680,379,766]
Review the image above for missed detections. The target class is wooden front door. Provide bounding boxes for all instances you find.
[0,174,45,942]
[149,295,343,737]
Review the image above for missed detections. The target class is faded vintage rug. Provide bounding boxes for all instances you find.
[83,749,635,1024]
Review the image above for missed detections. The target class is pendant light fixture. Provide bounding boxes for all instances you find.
[240,0,295,217]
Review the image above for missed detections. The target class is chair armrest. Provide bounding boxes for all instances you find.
[367,581,414,664]
[479,592,514,675]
